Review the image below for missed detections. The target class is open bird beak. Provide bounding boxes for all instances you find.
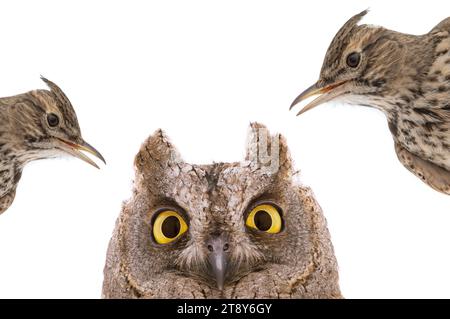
[57,138,106,169]
[290,80,347,115]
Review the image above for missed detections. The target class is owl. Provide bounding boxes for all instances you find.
[102,123,341,298]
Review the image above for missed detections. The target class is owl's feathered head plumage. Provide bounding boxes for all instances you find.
[102,123,341,298]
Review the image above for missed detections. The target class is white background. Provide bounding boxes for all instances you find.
[0,0,449,298]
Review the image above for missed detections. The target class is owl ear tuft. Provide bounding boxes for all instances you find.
[245,122,293,176]
[134,129,183,175]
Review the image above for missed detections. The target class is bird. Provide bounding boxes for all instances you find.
[102,123,341,298]
[290,10,450,195]
[0,77,105,214]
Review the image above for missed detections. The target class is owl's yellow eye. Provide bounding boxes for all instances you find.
[153,210,188,244]
[245,204,282,234]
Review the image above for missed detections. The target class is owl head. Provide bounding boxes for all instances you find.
[102,123,341,298]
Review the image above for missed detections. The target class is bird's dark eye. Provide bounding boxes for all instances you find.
[47,113,60,127]
[346,52,361,68]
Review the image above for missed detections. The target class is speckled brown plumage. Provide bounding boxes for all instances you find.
[291,11,450,195]
[0,77,105,214]
[102,123,341,299]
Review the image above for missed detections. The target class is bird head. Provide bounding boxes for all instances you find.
[290,10,405,115]
[20,77,105,168]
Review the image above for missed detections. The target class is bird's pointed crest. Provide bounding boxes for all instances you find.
[321,10,368,72]
[333,10,368,44]
[40,76,74,110]
[39,76,80,132]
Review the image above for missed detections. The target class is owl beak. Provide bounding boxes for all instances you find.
[206,236,229,291]
[289,80,347,115]
[57,138,106,169]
